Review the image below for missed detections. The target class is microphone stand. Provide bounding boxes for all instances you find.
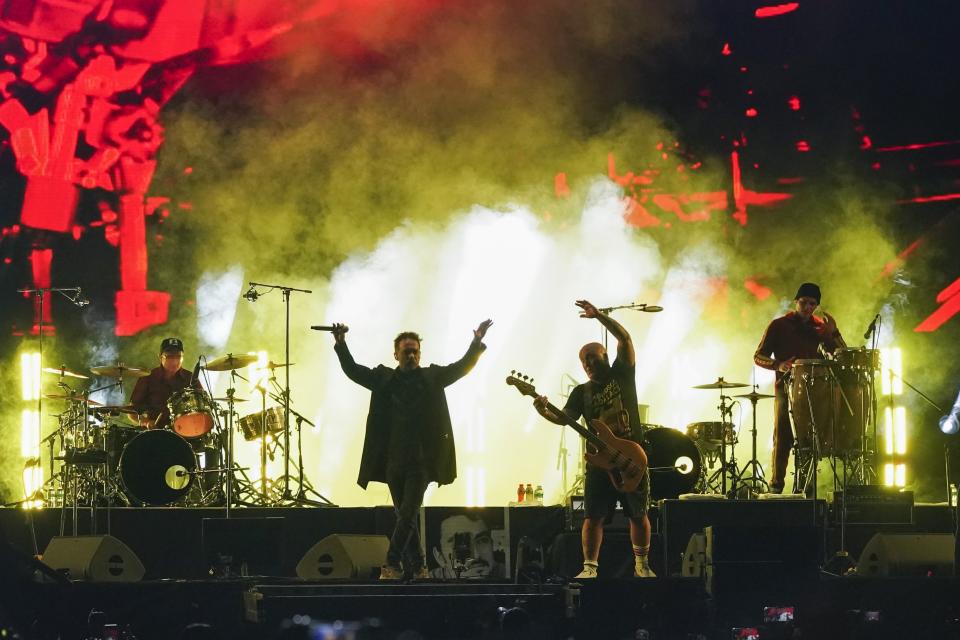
[244,281,314,504]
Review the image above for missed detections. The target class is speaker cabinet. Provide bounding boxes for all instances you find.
[41,535,145,582]
[296,534,389,579]
[856,533,955,577]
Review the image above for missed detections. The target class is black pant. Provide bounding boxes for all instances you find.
[386,466,429,571]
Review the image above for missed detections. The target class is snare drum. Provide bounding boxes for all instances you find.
[167,388,215,438]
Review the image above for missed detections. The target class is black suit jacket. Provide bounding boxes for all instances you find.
[334,339,486,489]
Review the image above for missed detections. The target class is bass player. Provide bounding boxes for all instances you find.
[533,300,654,579]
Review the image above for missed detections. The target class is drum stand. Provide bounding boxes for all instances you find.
[221,371,259,516]
[732,387,770,498]
[265,377,335,507]
[704,392,738,497]
[793,371,821,500]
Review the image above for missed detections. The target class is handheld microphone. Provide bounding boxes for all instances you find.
[863,313,880,340]
[243,286,259,302]
[311,325,348,333]
[642,305,663,312]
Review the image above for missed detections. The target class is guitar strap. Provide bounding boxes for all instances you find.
[581,381,595,430]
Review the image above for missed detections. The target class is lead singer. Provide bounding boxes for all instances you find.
[329,319,493,580]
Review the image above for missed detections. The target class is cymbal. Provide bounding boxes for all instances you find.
[212,397,248,403]
[43,393,102,405]
[265,361,294,370]
[734,391,775,401]
[692,377,749,390]
[90,364,149,378]
[42,366,89,380]
[92,405,139,415]
[205,353,258,371]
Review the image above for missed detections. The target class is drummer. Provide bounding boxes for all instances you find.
[754,283,847,494]
[130,337,203,429]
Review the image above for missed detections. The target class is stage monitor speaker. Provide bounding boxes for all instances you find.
[41,535,144,582]
[856,533,955,577]
[296,534,389,579]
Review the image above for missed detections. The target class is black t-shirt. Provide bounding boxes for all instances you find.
[386,368,427,470]
[562,356,643,445]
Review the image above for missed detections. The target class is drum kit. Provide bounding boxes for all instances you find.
[37,351,330,522]
[646,377,772,500]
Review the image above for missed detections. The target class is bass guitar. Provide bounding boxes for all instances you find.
[506,372,647,492]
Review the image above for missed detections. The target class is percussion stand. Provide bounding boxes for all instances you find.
[794,371,821,500]
[733,387,769,498]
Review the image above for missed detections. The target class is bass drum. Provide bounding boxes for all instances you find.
[119,430,195,505]
[644,427,704,500]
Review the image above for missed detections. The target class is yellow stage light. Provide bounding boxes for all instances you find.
[21,352,40,401]
[883,463,894,487]
[21,410,40,458]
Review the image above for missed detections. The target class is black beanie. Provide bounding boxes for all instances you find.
[794,282,821,303]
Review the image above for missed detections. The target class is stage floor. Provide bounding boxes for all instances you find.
[0,503,956,639]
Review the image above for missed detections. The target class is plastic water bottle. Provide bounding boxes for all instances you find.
[534,485,544,506]
[517,483,525,503]
[524,483,534,503]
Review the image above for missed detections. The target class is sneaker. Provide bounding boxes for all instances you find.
[634,565,657,578]
[574,563,598,579]
[379,565,403,580]
[411,566,431,580]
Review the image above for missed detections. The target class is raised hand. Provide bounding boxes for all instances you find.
[575,299,600,319]
[821,311,839,335]
[331,322,349,344]
[474,319,493,341]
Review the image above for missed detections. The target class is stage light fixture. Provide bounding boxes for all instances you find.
[939,386,960,435]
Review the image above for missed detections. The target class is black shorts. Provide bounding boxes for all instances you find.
[583,464,650,520]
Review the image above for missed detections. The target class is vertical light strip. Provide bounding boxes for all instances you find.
[21,410,40,458]
[884,408,894,455]
[883,463,895,487]
[20,350,42,508]
[894,407,907,455]
[21,352,40,400]
[895,464,906,487]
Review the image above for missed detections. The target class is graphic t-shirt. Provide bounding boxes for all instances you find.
[562,356,643,449]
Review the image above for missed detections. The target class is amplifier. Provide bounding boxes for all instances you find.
[832,485,913,525]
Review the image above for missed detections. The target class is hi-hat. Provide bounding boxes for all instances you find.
[205,353,258,371]
[734,391,775,401]
[90,364,149,378]
[42,366,89,380]
[692,377,749,390]
[44,393,102,405]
